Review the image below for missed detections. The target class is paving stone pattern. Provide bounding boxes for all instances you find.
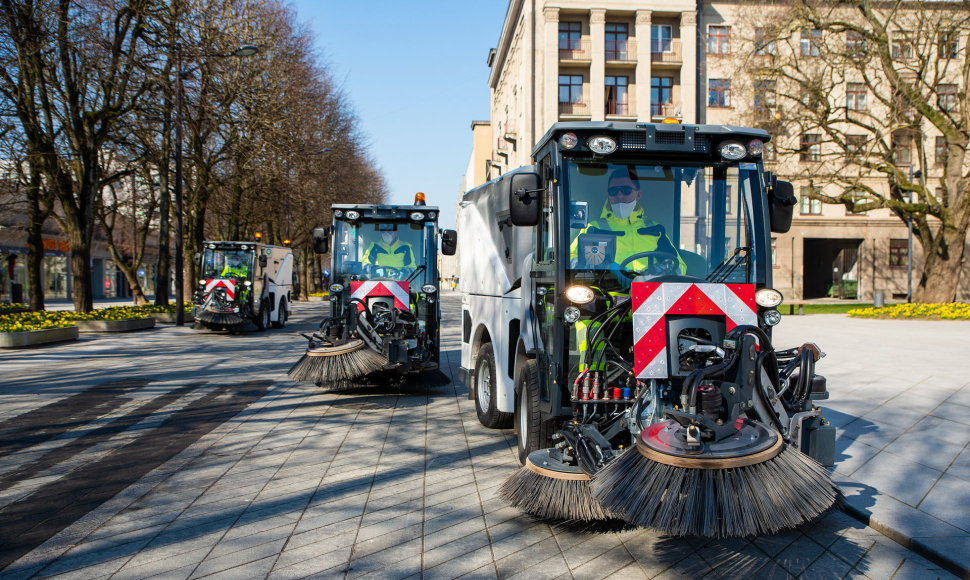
[0,296,959,579]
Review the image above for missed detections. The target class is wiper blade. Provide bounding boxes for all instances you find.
[706,247,750,282]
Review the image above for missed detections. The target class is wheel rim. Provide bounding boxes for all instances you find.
[477,360,491,410]
[517,389,528,450]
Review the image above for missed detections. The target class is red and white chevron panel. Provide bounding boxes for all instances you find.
[204,279,236,300]
[349,281,411,311]
[631,282,757,378]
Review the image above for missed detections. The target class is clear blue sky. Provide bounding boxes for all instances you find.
[287,1,510,229]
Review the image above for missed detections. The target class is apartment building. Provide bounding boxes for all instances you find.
[469,0,970,301]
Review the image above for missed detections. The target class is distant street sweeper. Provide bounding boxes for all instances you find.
[458,121,839,537]
[288,194,457,390]
[193,239,294,331]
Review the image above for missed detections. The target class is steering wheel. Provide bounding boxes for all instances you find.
[370,265,404,280]
[617,251,680,278]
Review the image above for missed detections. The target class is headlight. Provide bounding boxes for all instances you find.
[198,279,206,285]
[559,132,579,149]
[428,211,437,219]
[755,288,784,308]
[241,245,248,250]
[719,141,747,160]
[329,283,344,293]
[564,285,595,305]
[410,212,425,221]
[330,295,338,301]
[563,306,582,324]
[333,210,344,218]
[244,281,252,287]
[421,284,437,294]
[345,210,360,220]
[587,135,617,155]
[763,309,782,326]
[747,139,764,156]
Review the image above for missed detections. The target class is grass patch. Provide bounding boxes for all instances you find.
[797,303,874,315]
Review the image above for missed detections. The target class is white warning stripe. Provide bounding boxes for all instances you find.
[350,281,410,308]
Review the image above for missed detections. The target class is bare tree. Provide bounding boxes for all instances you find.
[737,0,970,302]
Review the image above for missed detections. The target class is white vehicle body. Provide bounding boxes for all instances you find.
[458,168,537,413]
[256,244,295,324]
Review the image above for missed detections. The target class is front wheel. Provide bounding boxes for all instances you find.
[515,359,553,465]
[272,299,287,328]
[256,302,271,330]
[474,343,513,429]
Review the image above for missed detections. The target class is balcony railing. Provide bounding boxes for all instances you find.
[559,101,590,116]
[605,38,637,62]
[606,101,633,116]
[651,39,682,64]
[559,38,591,61]
[651,102,679,118]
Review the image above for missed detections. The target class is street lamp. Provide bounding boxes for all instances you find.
[173,43,258,325]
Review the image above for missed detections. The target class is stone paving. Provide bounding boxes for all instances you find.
[0,295,961,579]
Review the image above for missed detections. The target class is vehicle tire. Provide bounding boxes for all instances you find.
[272,299,287,328]
[515,359,553,465]
[474,343,513,429]
[256,302,270,330]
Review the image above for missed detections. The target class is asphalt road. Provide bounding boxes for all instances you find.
[0,295,957,579]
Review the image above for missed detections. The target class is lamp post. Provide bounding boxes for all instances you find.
[173,44,258,326]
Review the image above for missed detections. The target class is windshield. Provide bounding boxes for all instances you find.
[332,220,433,287]
[565,160,758,290]
[201,248,254,279]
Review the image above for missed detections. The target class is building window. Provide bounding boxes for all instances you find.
[800,29,822,57]
[652,24,672,53]
[893,133,912,165]
[935,136,948,166]
[892,31,913,59]
[559,75,584,104]
[800,187,822,214]
[846,134,867,157]
[764,142,776,161]
[846,30,866,58]
[846,82,867,110]
[771,237,778,267]
[651,76,673,116]
[725,184,734,215]
[847,191,867,215]
[708,25,731,55]
[559,22,582,51]
[889,239,908,268]
[938,84,958,112]
[938,30,958,59]
[755,27,776,56]
[605,76,629,115]
[754,79,776,111]
[800,134,821,162]
[708,79,732,108]
[606,23,629,60]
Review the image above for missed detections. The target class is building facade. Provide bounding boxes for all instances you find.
[471,0,970,301]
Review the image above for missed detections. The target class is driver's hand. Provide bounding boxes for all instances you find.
[609,262,632,292]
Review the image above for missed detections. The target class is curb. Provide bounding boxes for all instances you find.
[76,317,156,333]
[0,326,79,348]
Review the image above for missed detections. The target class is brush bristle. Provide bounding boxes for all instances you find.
[590,444,841,537]
[287,345,387,384]
[195,310,245,327]
[499,465,613,522]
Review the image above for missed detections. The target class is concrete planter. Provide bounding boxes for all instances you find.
[151,312,194,323]
[76,317,155,333]
[307,295,328,302]
[0,325,79,348]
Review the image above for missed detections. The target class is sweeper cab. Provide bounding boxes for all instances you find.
[459,121,839,537]
[290,195,457,388]
[193,240,294,330]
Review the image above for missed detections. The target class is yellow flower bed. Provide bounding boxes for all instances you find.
[848,303,970,320]
[308,292,329,297]
[0,304,191,333]
[0,312,76,333]
[0,303,30,314]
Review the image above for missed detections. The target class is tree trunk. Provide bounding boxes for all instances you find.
[25,167,48,311]
[914,226,969,303]
[155,158,172,306]
[69,241,94,312]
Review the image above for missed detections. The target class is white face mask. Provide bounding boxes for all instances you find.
[381,233,395,244]
[611,201,637,219]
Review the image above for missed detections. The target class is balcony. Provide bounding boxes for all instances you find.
[651,39,682,65]
[606,38,637,63]
[559,38,591,62]
[606,100,634,117]
[559,101,590,117]
[651,102,680,119]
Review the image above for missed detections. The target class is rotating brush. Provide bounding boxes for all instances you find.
[500,449,613,522]
[195,309,246,327]
[288,338,387,388]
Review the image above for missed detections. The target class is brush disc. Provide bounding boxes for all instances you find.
[591,420,841,537]
[196,309,246,327]
[499,449,613,522]
[288,340,388,384]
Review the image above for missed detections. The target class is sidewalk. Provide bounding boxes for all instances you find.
[775,315,970,578]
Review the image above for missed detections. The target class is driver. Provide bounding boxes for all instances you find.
[362,228,414,271]
[570,167,686,276]
[220,254,249,279]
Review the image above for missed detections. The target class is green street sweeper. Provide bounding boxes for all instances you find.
[288,193,457,389]
[458,121,840,537]
[193,239,294,331]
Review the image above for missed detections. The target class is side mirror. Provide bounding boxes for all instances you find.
[441,229,457,256]
[507,171,543,226]
[769,180,797,233]
[312,227,330,254]
[193,252,201,267]
[258,254,268,269]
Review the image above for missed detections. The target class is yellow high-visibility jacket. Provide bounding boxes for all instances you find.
[362,240,415,269]
[570,204,686,273]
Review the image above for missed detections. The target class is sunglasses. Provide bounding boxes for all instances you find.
[608,185,636,197]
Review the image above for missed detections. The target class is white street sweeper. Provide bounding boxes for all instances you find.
[288,194,457,389]
[458,121,839,537]
[193,239,294,330]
